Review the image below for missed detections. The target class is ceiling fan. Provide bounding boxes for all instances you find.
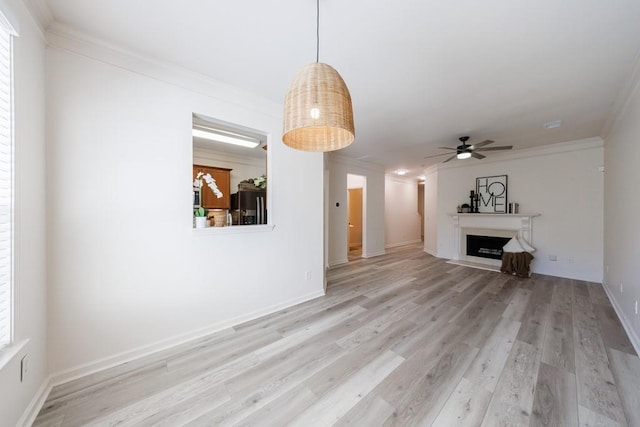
[424,136,513,163]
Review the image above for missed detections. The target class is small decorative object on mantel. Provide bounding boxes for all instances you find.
[508,202,519,214]
[460,203,471,213]
[476,175,507,213]
[469,190,480,213]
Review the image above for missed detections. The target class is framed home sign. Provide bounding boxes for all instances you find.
[476,175,507,213]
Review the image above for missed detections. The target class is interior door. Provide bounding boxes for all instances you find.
[348,188,363,250]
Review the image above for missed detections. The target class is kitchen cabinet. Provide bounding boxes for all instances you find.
[193,165,231,209]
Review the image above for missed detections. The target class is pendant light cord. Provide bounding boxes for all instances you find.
[316,0,320,62]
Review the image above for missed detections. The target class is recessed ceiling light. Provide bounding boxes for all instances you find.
[395,169,409,176]
[543,120,562,129]
[418,175,426,181]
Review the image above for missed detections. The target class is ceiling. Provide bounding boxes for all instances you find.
[34,0,640,178]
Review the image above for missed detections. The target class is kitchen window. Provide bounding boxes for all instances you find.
[192,114,268,229]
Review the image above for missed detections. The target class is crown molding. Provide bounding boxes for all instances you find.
[346,137,603,178]
[423,164,439,177]
[21,0,53,33]
[46,22,283,120]
[433,137,603,172]
[385,174,418,184]
[601,49,640,139]
[328,152,387,173]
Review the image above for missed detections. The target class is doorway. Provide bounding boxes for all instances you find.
[418,181,425,242]
[347,174,365,260]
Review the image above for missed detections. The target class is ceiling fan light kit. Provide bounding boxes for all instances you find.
[282,0,355,152]
[425,136,513,163]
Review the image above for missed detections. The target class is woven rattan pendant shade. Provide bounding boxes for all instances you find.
[282,62,355,152]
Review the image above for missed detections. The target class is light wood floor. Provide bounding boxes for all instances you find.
[348,245,362,261]
[34,244,640,426]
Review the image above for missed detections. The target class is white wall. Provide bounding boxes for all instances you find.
[45,33,325,379]
[0,0,48,425]
[423,167,438,256]
[384,176,421,248]
[434,139,604,282]
[327,155,385,265]
[347,173,364,189]
[603,70,640,351]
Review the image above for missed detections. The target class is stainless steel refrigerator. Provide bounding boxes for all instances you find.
[230,190,266,225]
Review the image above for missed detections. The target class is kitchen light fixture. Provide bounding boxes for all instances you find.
[193,126,260,149]
[282,0,355,152]
[457,151,472,160]
[395,169,409,176]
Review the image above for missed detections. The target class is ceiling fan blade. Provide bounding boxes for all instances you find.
[442,154,458,163]
[471,152,486,160]
[437,147,457,150]
[424,152,452,159]
[469,140,494,149]
[474,145,513,151]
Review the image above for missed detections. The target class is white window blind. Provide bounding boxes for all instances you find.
[0,13,14,350]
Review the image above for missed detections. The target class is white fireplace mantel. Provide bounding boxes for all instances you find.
[449,213,540,264]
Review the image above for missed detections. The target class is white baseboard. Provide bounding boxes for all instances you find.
[601,282,640,356]
[385,239,421,249]
[362,250,386,259]
[49,289,325,387]
[329,258,349,267]
[424,247,438,257]
[18,376,52,427]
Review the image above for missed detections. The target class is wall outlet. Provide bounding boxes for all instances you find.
[620,282,624,293]
[635,300,638,315]
[567,256,574,264]
[20,355,28,382]
[606,265,609,273]
[549,255,557,261]
[305,270,311,281]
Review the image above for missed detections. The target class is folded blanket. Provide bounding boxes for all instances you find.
[501,251,534,278]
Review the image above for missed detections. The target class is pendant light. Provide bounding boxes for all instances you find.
[282,0,355,152]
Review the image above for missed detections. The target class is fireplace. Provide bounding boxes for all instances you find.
[461,227,517,267]
[466,235,511,260]
[448,213,540,271]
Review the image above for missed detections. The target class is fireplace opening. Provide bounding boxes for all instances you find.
[466,234,511,260]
